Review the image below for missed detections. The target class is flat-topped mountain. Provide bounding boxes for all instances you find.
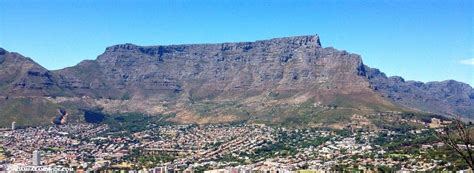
[0,35,472,127]
[57,35,372,100]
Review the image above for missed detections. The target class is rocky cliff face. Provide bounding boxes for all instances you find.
[365,66,474,119]
[0,35,472,126]
[0,48,62,96]
[54,36,372,99]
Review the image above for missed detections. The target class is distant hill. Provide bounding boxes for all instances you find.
[0,35,472,127]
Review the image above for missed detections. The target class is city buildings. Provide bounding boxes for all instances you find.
[0,120,463,172]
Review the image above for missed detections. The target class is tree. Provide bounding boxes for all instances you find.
[435,117,473,170]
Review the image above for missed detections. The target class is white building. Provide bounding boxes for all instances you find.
[32,150,41,166]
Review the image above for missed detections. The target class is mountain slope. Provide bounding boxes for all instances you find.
[54,36,372,98]
[50,35,399,124]
[0,35,472,127]
[0,48,63,96]
[0,49,82,127]
[365,66,474,119]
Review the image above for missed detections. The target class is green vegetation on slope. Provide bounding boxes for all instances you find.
[0,97,61,127]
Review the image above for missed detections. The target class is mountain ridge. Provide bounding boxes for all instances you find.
[0,35,472,127]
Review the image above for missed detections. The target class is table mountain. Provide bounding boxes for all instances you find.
[0,35,472,127]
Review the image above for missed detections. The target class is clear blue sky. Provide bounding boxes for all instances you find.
[0,0,472,86]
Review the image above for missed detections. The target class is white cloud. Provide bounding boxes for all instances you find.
[459,58,474,65]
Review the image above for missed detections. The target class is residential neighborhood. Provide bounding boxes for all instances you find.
[0,117,466,172]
